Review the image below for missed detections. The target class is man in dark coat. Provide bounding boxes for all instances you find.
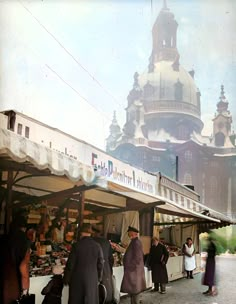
[148,237,169,294]
[120,226,146,304]
[92,226,114,304]
[0,216,31,304]
[64,223,104,304]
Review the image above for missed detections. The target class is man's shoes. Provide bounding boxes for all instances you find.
[160,291,166,294]
[190,276,194,279]
[202,290,210,295]
[151,288,158,292]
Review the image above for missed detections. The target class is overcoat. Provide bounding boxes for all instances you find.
[120,237,146,295]
[64,236,104,304]
[202,240,216,287]
[93,237,114,303]
[0,230,30,304]
[148,243,169,284]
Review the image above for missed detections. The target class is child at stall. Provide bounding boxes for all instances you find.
[41,265,64,304]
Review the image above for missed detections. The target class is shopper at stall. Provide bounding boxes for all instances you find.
[92,226,114,304]
[202,234,217,296]
[182,237,196,279]
[0,215,31,304]
[51,217,66,243]
[148,237,169,294]
[120,226,146,304]
[41,265,64,304]
[63,223,104,304]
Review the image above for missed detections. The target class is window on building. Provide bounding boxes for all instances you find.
[143,82,155,98]
[184,150,192,162]
[49,142,52,148]
[160,87,165,98]
[184,173,192,185]
[210,161,218,167]
[178,125,188,140]
[174,80,183,101]
[25,126,30,138]
[135,109,140,123]
[215,132,225,147]
[152,155,160,162]
[17,123,23,135]
[209,176,217,194]
[7,111,16,131]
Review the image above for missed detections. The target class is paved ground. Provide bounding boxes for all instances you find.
[120,255,236,304]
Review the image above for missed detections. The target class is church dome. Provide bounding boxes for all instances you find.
[138,61,201,120]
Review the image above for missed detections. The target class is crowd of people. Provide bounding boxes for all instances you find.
[0,214,218,304]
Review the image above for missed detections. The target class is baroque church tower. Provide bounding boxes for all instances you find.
[106,1,236,217]
[107,0,203,154]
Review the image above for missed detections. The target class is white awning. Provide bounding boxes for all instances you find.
[0,127,234,226]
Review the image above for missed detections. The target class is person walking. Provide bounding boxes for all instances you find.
[202,235,217,296]
[64,223,104,304]
[92,226,114,304]
[120,226,146,304]
[0,216,31,304]
[148,237,169,294]
[183,237,196,279]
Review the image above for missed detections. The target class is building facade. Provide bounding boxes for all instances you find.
[106,1,236,218]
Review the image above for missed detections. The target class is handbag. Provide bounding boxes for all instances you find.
[98,283,107,304]
[12,294,35,304]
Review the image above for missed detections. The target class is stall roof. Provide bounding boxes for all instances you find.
[0,126,234,227]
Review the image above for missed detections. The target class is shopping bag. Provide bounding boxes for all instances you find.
[111,275,120,304]
[12,294,35,304]
[98,283,107,304]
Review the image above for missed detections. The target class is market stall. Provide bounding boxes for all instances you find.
[0,111,234,304]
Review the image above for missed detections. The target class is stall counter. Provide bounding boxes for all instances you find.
[29,255,201,304]
[29,267,152,304]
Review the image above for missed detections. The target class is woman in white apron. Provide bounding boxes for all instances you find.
[183,237,196,279]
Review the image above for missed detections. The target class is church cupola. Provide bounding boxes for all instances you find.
[106,111,122,151]
[149,0,179,65]
[127,72,142,106]
[212,85,233,147]
[217,85,229,114]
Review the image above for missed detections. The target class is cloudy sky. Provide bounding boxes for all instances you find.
[0,0,235,150]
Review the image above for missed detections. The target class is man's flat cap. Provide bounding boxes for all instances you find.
[127,226,139,233]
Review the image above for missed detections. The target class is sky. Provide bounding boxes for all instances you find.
[0,0,235,150]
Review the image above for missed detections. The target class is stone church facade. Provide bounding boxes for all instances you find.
[106,1,236,218]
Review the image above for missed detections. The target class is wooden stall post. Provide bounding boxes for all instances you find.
[4,170,13,234]
[77,191,85,239]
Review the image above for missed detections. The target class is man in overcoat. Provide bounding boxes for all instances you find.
[64,223,104,304]
[148,237,169,294]
[120,226,146,304]
[92,226,114,304]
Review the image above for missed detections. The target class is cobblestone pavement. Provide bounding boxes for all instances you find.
[120,255,236,304]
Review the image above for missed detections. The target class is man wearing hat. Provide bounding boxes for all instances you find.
[120,226,146,304]
[64,223,104,304]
